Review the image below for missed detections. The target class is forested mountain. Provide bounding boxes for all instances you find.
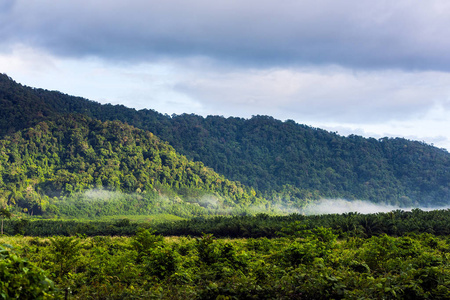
[0,114,260,215]
[1,73,449,208]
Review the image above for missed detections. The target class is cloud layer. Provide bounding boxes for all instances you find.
[303,199,450,215]
[2,0,450,70]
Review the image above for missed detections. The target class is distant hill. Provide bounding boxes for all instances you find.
[1,73,449,208]
[0,114,260,215]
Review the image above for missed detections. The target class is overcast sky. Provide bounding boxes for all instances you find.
[1,0,450,151]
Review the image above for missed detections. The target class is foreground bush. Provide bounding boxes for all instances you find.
[0,245,54,299]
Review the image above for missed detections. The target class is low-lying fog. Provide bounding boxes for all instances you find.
[302,199,449,215]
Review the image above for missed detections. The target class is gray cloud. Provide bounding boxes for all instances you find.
[2,0,450,70]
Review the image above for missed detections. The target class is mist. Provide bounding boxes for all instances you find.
[83,189,122,201]
[302,198,450,215]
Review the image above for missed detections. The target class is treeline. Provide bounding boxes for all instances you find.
[1,73,449,207]
[4,209,450,238]
[0,114,260,215]
[155,208,450,238]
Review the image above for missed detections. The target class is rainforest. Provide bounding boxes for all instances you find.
[1,74,450,299]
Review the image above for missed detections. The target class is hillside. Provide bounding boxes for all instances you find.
[1,73,449,207]
[0,114,260,216]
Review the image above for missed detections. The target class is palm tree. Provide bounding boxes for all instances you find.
[0,207,12,235]
[358,214,382,238]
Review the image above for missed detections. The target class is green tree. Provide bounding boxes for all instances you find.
[0,207,11,235]
[132,228,164,263]
[49,236,81,278]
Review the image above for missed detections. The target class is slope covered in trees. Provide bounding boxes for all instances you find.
[0,114,260,216]
[1,73,449,207]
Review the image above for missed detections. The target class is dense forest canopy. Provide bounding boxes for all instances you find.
[1,73,449,211]
[0,114,261,215]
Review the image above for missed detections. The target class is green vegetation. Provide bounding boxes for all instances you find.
[0,208,11,235]
[0,244,54,299]
[2,208,450,238]
[1,73,450,298]
[1,73,449,208]
[0,114,261,216]
[2,220,450,299]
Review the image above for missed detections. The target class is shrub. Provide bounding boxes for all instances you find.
[0,245,54,299]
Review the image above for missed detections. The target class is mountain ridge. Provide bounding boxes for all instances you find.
[1,73,449,208]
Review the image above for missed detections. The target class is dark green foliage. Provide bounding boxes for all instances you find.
[2,209,450,240]
[155,117,450,207]
[151,209,450,238]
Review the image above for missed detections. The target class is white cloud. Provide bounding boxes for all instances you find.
[175,65,450,121]
[0,44,58,75]
[0,46,198,113]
